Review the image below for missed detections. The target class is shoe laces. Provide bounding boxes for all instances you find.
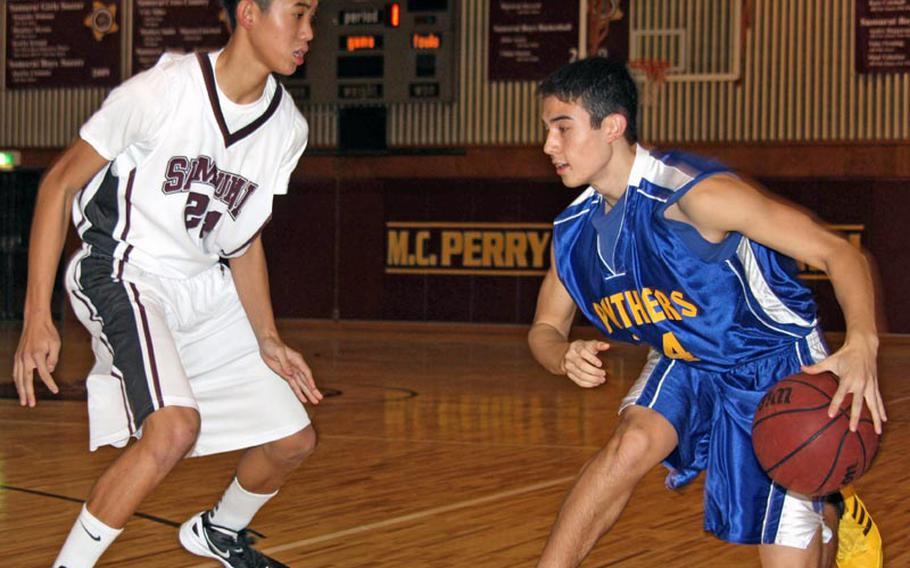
[203,515,272,567]
[235,528,271,567]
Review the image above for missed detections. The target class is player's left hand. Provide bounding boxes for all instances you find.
[801,334,886,435]
[259,337,323,405]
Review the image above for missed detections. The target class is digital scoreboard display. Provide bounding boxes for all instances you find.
[285,1,457,105]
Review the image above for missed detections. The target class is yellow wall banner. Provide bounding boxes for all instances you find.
[386,222,863,279]
[385,222,552,276]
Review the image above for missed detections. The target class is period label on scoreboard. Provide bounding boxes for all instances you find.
[385,222,552,276]
[5,0,121,89]
[291,0,457,104]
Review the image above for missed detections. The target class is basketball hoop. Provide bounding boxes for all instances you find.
[628,59,671,106]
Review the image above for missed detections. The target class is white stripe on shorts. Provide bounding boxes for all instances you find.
[773,490,824,549]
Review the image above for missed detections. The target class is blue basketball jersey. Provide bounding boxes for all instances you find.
[553,146,821,370]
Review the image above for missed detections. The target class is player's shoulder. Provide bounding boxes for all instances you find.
[632,147,733,204]
[275,83,310,148]
[125,51,196,93]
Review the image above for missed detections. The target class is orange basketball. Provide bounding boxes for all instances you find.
[752,372,880,496]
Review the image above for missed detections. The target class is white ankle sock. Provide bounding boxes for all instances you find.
[207,477,277,531]
[53,504,123,568]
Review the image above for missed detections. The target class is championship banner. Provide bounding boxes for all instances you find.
[488,0,580,81]
[856,0,910,74]
[5,0,121,89]
[385,222,551,276]
[132,0,230,74]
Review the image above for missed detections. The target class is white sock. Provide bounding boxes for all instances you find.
[53,504,123,568]
[207,477,277,531]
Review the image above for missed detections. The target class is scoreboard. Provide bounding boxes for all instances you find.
[285,0,457,105]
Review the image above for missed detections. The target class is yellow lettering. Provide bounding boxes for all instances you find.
[387,230,409,265]
[415,231,431,266]
[527,231,551,268]
[505,232,528,267]
[671,291,699,318]
[440,231,463,266]
[592,298,618,333]
[608,292,633,328]
[624,290,651,325]
[482,231,505,267]
[662,332,699,361]
[463,231,482,267]
[641,288,665,323]
[654,290,681,320]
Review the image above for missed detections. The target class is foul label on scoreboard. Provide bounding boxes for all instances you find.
[385,222,552,276]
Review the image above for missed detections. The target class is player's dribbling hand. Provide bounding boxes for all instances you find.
[12,317,61,407]
[259,337,324,405]
[801,334,886,435]
[561,339,610,388]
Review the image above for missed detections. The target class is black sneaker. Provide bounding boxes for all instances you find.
[179,510,288,568]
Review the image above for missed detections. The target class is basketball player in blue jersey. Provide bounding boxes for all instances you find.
[12,1,320,566]
[529,57,886,568]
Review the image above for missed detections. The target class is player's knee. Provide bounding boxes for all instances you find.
[143,406,200,461]
[266,426,317,467]
[604,425,655,479]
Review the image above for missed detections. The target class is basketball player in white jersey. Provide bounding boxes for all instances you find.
[12,1,320,566]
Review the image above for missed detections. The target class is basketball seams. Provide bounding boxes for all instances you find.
[763,410,848,473]
[779,377,835,401]
[856,431,869,472]
[811,428,852,494]
[752,402,832,429]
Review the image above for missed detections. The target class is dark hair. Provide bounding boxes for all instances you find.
[221,0,272,30]
[539,57,638,143]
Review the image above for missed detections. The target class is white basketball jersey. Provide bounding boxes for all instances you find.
[74,51,308,278]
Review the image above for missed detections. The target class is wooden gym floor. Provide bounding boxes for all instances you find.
[0,321,907,567]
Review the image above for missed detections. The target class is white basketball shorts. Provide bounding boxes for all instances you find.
[65,246,310,457]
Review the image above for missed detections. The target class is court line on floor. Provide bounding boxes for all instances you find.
[321,433,602,451]
[886,395,910,405]
[0,484,180,527]
[254,475,577,557]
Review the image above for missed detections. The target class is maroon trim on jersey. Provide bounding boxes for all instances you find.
[127,282,165,409]
[221,215,272,257]
[196,52,284,148]
[120,169,136,241]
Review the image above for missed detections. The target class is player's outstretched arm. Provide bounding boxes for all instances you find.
[13,139,108,407]
[529,253,610,388]
[229,236,323,405]
[675,175,886,434]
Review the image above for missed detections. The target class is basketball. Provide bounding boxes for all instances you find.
[752,372,880,497]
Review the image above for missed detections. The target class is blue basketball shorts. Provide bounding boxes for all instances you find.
[621,329,832,548]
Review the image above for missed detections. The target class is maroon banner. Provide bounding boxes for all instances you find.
[132,0,230,74]
[856,0,910,73]
[588,0,629,62]
[5,0,121,89]
[488,0,579,81]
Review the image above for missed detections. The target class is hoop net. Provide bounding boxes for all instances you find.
[628,59,671,106]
